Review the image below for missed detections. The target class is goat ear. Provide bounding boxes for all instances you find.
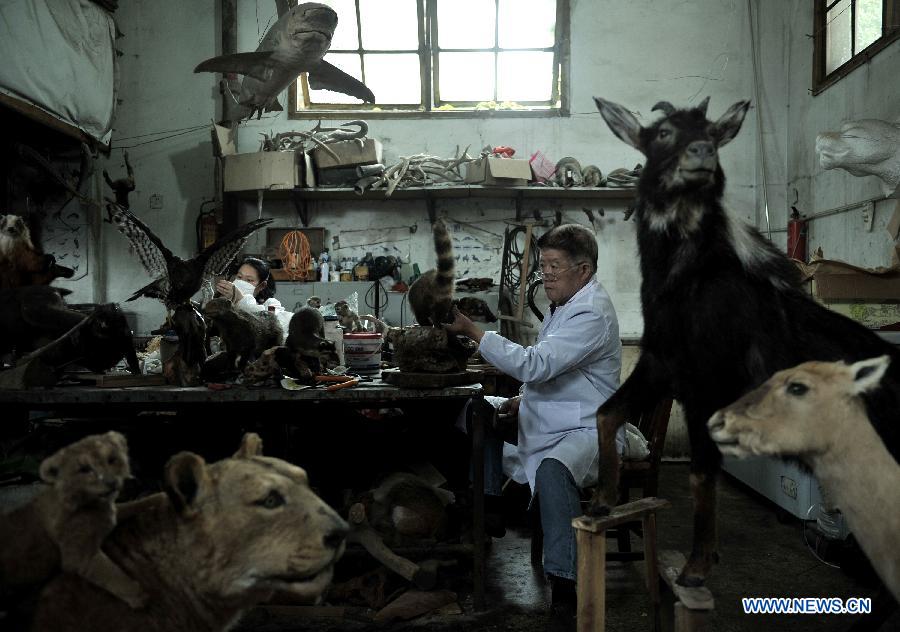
[234,432,264,458]
[849,355,891,394]
[713,100,751,147]
[594,97,643,151]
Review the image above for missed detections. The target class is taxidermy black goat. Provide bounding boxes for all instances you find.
[589,96,900,588]
[106,204,272,309]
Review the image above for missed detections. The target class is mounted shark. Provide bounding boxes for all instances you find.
[194,2,375,120]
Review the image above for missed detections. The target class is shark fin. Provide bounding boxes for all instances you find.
[307,60,376,104]
[265,99,284,113]
[194,52,276,82]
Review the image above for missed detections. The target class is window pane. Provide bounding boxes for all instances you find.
[498,51,552,101]
[360,0,419,50]
[439,52,495,101]
[437,0,496,49]
[855,0,883,51]
[310,53,363,103]
[498,0,556,48]
[825,0,852,74]
[363,54,421,103]
[318,0,359,51]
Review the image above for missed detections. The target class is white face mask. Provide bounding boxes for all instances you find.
[233,279,255,296]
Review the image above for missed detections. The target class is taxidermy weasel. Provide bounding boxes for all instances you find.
[335,300,365,332]
[202,297,282,369]
[0,432,147,609]
[408,218,455,326]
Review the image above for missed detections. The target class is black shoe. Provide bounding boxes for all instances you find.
[549,575,577,606]
[546,600,577,632]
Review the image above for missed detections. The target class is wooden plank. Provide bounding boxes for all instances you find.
[231,185,637,202]
[658,550,714,611]
[643,513,661,632]
[380,368,482,388]
[576,527,605,632]
[572,497,671,533]
[72,373,167,388]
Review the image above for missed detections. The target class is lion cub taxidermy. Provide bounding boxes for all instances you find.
[0,431,147,608]
[408,218,455,327]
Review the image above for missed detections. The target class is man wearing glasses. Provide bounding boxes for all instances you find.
[446,223,622,630]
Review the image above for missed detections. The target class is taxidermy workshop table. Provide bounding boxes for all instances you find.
[0,379,489,610]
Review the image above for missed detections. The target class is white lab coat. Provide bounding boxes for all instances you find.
[478,278,623,493]
[235,295,293,343]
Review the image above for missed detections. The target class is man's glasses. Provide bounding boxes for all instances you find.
[535,262,586,282]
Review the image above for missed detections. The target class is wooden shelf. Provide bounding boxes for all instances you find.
[227,184,637,226]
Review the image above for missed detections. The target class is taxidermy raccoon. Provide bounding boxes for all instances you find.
[408,218,455,326]
[202,297,282,369]
[454,296,497,323]
[284,307,339,372]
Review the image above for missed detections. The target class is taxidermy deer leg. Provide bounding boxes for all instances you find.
[347,503,437,590]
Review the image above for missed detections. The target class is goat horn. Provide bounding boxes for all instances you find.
[696,96,711,115]
[651,101,676,116]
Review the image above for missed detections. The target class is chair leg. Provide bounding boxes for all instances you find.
[617,488,631,553]
[642,513,661,632]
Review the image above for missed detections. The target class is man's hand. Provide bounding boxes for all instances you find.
[443,306,484,342]
[498,396,520,418]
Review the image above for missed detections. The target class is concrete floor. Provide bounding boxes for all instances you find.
[239,461,898,631]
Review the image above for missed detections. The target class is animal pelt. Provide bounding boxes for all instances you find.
[285,307,340,373]
[334,300,364,332]
[590,96,900,589]
[354,473,455,547]
[27,433,348,632]
[555,157,583,187]
[392,327,475,374]
[0,287,138,376]
[202,297,282,370]
[0,432,146,608]
[454,296,497,323]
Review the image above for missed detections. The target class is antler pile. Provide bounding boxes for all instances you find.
[355,146,474,197]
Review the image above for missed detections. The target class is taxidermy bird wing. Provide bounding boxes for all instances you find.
[307,60,376,103]
[194,52,279,83]
[107,204,174,302]
[195,217,275,298]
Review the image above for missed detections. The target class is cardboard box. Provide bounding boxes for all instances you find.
[464,156,532,186]
[214,123,301,192]
[802,259,900,301]
[223,151,299,192]
[822,301,900,329]
[312,138,382,170]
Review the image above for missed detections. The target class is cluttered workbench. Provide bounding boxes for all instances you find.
[0,378,489,609]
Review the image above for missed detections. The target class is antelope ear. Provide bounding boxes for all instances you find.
[234,432,264,458]
[594,97,643,151]
[850,355,891,395]
[164,452,208,516]
[106,431,128,453]
[713,100,751,147]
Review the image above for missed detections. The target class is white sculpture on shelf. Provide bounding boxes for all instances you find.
[816,117,900,197]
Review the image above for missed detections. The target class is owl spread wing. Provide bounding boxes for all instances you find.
[108,204,174,299]
[197,217,274,285]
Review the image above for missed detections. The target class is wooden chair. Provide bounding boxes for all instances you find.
[530,397,674,565]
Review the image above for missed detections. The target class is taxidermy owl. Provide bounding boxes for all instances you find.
[107,203,273,309]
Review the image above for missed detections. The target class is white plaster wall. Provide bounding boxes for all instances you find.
[779,2,900,268]
[103,0,760,342]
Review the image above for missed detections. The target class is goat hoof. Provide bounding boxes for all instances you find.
[585,500,611,517]
[675,572,706,588]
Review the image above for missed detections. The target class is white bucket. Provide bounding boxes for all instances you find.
[343,332,382,374]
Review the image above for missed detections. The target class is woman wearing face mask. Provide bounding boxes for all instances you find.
[215,257,286,320]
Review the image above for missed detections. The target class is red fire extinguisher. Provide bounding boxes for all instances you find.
[787,206,807,262]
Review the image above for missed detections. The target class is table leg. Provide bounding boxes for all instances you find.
[471,397,486,611]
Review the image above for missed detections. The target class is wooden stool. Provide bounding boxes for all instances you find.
[657,550,714,632]
[572,497,670,632]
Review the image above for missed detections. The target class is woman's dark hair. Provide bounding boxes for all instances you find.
[239,257,276,303]
[536,223,598,273]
